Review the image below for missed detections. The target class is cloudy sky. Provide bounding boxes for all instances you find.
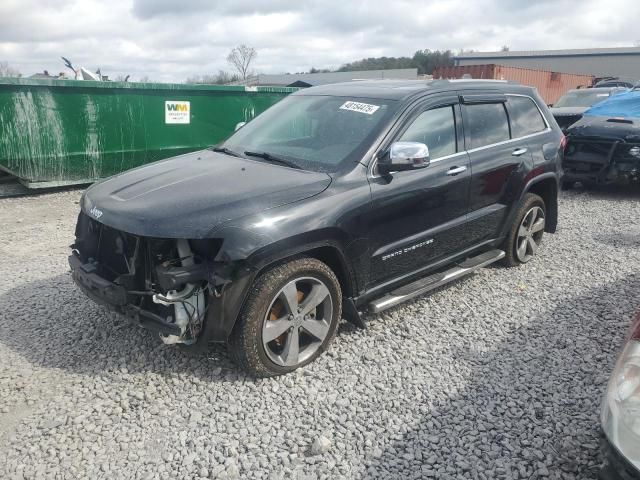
[1,0,639,82]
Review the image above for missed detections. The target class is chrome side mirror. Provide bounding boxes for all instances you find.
[378,142,430,174]
[235,121,247,131]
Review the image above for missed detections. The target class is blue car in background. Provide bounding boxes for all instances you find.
[550,87,627,132]
[562,88,640,189]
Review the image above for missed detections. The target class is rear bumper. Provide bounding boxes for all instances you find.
[600,435,640,480]
[68,253,181,336]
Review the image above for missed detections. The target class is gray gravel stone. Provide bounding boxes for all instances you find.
[310,436,332,456]
[1,186,639,479]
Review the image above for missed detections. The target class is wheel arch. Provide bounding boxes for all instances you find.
[523,174,558,234]
[201,232,361,344]
[499,173,559,241]
[249,235,359,299]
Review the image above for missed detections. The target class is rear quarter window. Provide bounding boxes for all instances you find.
[464,103,510,149]
[507,96,547,138]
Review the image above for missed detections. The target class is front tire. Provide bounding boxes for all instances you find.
[228,258,342,377]
[502,193,546,267]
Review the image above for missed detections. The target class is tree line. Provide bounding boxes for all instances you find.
[334,49,455,75]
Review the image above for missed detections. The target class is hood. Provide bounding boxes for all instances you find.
[82,149,332,238]
[550,106,588,116]
[567,115,640,142]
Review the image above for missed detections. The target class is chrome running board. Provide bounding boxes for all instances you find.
[368,249,505,314]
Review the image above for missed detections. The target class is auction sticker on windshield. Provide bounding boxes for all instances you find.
[340,101,380,115]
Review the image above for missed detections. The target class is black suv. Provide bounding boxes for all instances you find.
[69,80,563,376]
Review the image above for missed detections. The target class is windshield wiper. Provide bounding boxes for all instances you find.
[211,146,243,158]
[244,150,301,169]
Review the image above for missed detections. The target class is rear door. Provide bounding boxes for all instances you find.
[505,94,552,168]
[461,92,534,244]
[366,95,471,288]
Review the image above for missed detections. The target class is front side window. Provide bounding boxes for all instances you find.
[464,103,510,149]
[507,96,547,138]
[222,95,397,173]
[398,106,457,160]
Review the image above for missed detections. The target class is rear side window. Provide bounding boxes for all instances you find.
[507,96,547,137]
[398,106,457,160]
[464,103,510,149]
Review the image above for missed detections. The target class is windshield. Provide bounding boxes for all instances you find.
[554,90,612,108]
[221,95,397,173]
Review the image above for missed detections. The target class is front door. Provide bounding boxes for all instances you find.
[366,97,471,289]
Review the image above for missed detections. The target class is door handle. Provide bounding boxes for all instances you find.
[446,166,467,176]
[512,147,528,156]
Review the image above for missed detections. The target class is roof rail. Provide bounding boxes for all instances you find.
[447,79,510,83]
[430,78,519,87]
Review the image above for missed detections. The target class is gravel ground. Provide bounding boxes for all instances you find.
[1,186,639,479]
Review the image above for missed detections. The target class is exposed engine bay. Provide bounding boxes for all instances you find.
[69,212,225,345]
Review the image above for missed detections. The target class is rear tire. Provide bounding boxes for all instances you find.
[502,193,546,267]
[228,258,341,377]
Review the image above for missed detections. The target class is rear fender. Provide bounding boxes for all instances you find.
[500,173,559,238]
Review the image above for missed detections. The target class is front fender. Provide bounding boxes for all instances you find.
[199,230,363,343]
[214,223,365,295]
[201,170,373,339]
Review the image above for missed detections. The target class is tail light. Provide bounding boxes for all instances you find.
[560,135,567,152]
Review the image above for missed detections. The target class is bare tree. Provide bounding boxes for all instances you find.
[0,61,21,77]
[226,45,257,80]
[500,45,510,52]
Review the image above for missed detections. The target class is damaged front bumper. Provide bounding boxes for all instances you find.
[69,253,183,337]
[69,212,255,347]
[563,138,640,184]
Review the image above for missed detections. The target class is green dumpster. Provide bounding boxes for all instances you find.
[0,78,295,188]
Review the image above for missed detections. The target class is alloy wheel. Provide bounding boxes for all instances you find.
[261,277,333,367]
[516,206,545,263]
